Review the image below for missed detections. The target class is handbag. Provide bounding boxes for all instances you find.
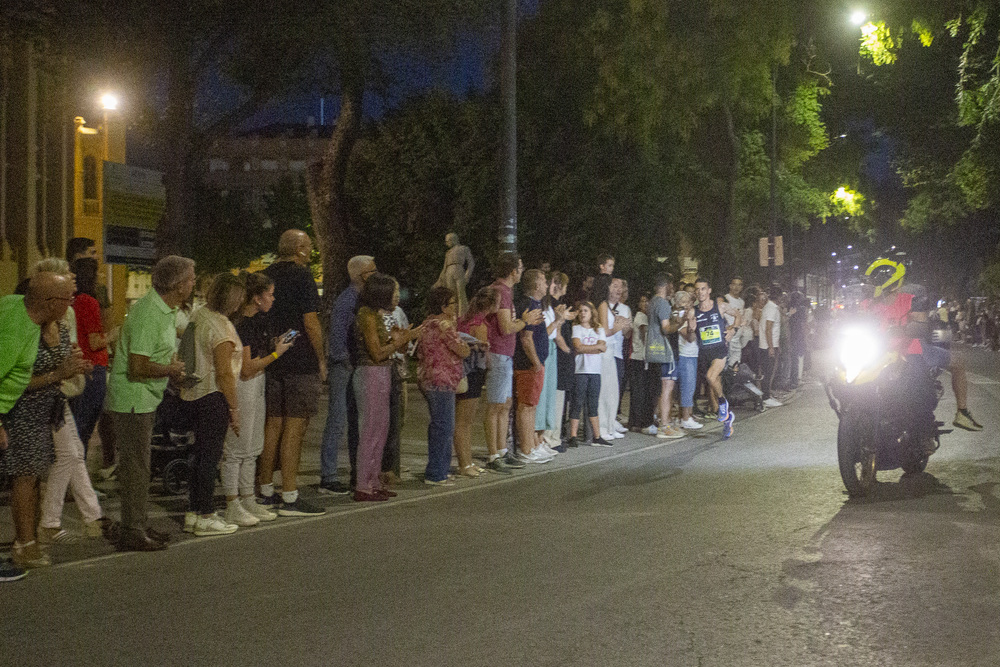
[61,374,85,398]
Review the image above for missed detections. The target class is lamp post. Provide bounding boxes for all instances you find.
[498,0,518,255]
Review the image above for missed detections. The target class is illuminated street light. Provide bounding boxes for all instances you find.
[100,93,119,111]
[831,252,837,257]
[850,10,867,26]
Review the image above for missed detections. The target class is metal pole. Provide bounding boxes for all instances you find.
[768,64,778,285]
[498,0,518,255]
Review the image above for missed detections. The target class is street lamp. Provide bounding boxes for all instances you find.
[850,10,867,26]
[100,93,119,111]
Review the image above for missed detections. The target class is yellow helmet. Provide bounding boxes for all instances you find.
[865,257,905,298]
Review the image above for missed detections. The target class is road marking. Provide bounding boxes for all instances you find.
[63,400,788,571]
[968,372,1000,386]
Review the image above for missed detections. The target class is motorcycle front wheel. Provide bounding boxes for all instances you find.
[837,410,878,497]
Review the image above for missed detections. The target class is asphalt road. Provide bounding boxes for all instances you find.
[5,348,1000,666]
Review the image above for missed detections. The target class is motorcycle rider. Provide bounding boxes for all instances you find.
[862,256,982,432]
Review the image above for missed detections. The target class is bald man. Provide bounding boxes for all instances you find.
[257,229,326,516]
[434,232,474,316]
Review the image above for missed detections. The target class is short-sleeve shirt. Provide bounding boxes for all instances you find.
[513,295,548,370]
[572,325,606,374]
[605,302,630,359]
[416,316,465,391]
[631,312,648,361]
[74,293,109,367]
[484,280,516,358]
[236,313,270,359]
[0,295,41,415]
[644,296,675,365]
[107,289,178,414]
[181,308,243,402]
[759,300,781,349]
[263,261,320,376]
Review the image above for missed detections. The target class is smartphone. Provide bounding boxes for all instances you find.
[280,329,299,344]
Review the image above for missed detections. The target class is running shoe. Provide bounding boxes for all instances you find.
[717,398,729,422]
[722,411,735,439]
[953,409,983,431]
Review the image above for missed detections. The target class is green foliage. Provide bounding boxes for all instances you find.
[980,260,1000,298]
[859,21,898,65]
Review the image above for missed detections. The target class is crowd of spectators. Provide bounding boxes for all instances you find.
[0,233,819,581]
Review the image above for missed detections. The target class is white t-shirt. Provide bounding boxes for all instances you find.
[544,306,559,341]
[631,312,648,361]
[605,302,630,359]
[759,300,781,349]
[676,315,700,358]
[181,307,243,402]
[572,325,606,374]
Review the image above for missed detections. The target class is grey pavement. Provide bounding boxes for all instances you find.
[3,347,1000,666]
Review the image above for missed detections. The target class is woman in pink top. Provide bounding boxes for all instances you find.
[416,287,470,485]
[453,287,497,477]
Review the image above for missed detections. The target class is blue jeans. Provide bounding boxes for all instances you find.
[423,388,455,482]
[320,360,358,484]
[69,365,106,455]
[677,356,698,409]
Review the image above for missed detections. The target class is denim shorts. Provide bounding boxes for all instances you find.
[660,360,678,381]
[485,353,514,404]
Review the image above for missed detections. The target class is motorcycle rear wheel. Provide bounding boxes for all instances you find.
[837,410,878,497]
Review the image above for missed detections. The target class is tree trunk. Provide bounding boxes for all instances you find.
[159,15,196,257]
[307,67,365,313]
[718,102,739,282]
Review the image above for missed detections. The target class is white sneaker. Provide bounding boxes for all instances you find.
[763,398,783,408]
[193,513,239,537]
[601,432,617,441]
[643,425,659,436]
[614,421,628,433]
[611,430,625,439]
[518,449,553,464]
[183,511,197,533]
[225,501,260,527]
[529,448,554,463]
[537,444,558,457]
[680,418,703,430]
[242,497,277,522]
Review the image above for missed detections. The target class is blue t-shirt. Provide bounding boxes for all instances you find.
[513,296,549,370]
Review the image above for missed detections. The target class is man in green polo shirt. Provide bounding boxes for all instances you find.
[0,272,68,582]
[107,256,194,552]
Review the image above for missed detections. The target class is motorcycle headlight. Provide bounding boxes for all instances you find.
[838,327,881,383]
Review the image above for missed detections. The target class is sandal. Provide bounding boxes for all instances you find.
[459,465,480,479]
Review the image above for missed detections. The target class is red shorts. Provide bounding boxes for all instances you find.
[514,368,545,407]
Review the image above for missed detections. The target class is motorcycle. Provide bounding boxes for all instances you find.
[825,325,951,497]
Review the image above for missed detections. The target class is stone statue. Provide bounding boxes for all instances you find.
[434,232,475,316]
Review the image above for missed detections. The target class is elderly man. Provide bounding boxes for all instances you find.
[434,232,475,316]
[319,254,377,495]
[107,256,193,552]
[257,229,327,516]
[0,272,73,580]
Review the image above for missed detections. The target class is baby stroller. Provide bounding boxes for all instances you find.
[722,361,764,413]
[150,390,195,495]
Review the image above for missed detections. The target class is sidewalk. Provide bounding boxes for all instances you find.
[0,381,804,566]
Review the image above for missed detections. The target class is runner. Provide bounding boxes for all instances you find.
[691,277,740,439]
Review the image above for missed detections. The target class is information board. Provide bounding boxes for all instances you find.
[103,161,166,266]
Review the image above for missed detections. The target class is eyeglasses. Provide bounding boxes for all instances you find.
[46,296,74,303]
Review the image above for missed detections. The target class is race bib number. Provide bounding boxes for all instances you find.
[700,324,722,344]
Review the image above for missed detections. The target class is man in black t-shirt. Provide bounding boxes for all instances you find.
[257,229,326,517]
[513,269,552,464]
